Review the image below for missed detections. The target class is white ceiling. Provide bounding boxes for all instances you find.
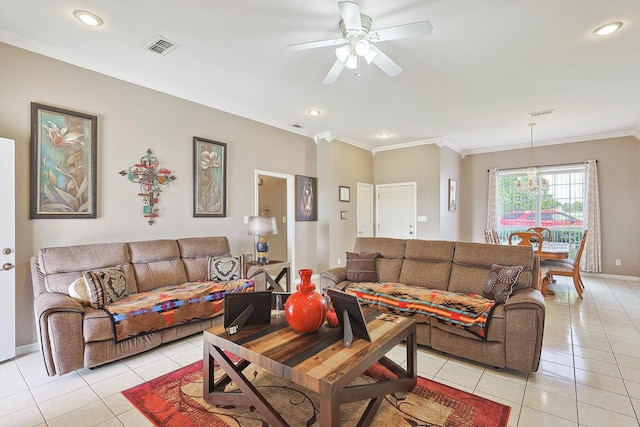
[1,0,639,155]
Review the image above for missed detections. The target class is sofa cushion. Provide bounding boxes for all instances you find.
[207,256,240,281]
[482,264,524,303]
[83,266,129,309]
[178,237,232,282]
[346,252,379,282]
[449,242,535,294]
[129,240,187,292]
[354,237,406,283]
[38,242,135,294]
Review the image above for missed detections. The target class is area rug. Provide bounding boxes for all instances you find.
[122,358,510,427]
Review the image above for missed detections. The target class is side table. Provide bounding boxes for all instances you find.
[244,260,290,292]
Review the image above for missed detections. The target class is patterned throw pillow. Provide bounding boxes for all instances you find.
[345,252,379,282]
[83,266,129,309]
[207,256,240,282]
[482,264,524,303]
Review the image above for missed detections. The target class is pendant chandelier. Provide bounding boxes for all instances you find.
[517,122,548,195]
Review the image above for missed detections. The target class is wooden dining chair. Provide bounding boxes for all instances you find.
[527,227,552,242]
[508,232,544,252]
[491,229,500,244]
[484,229,493,244]
[541,230,588,299]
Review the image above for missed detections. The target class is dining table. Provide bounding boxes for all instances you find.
[503,240,571,296]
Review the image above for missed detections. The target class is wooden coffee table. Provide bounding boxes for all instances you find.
[203,309,417,426]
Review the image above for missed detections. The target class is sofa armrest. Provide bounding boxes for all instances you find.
[34,293,85,376]
[503,288,546,372]
[319,267,347,294]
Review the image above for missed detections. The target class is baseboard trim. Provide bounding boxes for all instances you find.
[16,342,39,356]
[583,272,640,282]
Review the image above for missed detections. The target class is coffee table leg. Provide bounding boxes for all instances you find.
[204,343,289,427]
[319,395,340,427]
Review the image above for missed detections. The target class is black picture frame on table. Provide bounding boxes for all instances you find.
[30,103,97,219]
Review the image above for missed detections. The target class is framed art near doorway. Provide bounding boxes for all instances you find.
[339,185,350,202]
[448,179,457,212]
[295,175,317,221]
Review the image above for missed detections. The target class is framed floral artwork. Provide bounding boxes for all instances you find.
[194,137,226,217]
[30,103,97,219]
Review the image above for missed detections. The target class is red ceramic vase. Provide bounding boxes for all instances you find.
[284,269,327,333]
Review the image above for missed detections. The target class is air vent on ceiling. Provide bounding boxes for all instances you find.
[143,35,178,56]
[291,124,303,128]
[528,109,555,118]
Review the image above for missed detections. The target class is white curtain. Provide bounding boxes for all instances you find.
[486,168,498,230]
[583,160,601,272]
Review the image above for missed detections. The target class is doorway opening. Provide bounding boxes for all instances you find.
[255,170,295,272]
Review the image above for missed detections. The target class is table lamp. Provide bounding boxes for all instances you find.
[248,216,278,264]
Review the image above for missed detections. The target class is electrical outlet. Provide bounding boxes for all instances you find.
[337,257,341,265]
[615,259,622,266]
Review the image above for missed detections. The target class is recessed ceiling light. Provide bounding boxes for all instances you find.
[592,22,623,36]
[377,133,391,138]
[73,10,103,27]
[307,109,321,116]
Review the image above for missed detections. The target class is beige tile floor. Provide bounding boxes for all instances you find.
[1,275,639,426]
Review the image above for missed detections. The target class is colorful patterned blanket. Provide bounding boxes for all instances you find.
[345,282,496,339]
[104,279,254,342]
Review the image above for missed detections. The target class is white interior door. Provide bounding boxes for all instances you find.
[356,182,374,237]
[376,182,417,239]
[0,137,16,361]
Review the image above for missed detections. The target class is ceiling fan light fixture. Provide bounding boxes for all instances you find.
[355,38,370,56]
[73,10,103,26]
[592,22,623,36]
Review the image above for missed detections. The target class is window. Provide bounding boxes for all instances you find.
[495,164,586,260]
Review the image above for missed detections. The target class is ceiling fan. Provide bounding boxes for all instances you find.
[285,1,433,84]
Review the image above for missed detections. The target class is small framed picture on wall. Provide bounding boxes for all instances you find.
[448,179,457,212]
[339,186,350,202]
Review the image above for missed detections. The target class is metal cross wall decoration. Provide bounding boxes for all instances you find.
[119,148,176,225]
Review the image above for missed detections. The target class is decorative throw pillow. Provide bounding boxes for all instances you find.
[483,264,524,303]
[207,256,240,282]
[83,266,128,309]
[68,276,91,305]
[345,252,379,282]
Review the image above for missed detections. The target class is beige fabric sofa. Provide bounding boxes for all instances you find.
[30,236,266,376]
[320,237,545,373]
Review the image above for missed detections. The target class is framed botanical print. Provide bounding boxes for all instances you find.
[296,175,317,221]
[30,103,97,219]
[194,137,227,217]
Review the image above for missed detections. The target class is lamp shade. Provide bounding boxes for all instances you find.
[247,216,278,236]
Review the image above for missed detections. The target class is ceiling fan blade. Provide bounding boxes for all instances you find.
[338,1,362,32]
[323,59,346,85]
[370,45,402,77]
[372,21,433,42]
[285,37,346,52]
